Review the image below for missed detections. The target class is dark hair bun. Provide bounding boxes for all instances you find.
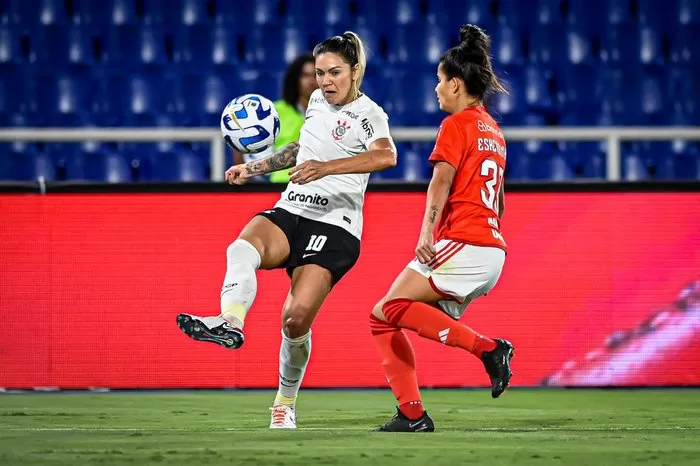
[459,24,486,48]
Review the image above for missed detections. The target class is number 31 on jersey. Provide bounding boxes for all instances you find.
[480,159,504,215]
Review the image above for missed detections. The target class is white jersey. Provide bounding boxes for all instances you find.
[275,89,392,239]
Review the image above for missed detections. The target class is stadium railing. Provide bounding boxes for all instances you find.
[1,127,699,182]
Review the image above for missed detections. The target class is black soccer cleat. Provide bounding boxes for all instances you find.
[374,408,435,432]
[481,338,515,398]
[176,313,244,350]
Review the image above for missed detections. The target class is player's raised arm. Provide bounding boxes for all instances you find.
[289,138,396,185]
[225,142,300,185]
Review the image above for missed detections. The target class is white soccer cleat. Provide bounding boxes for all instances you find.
[269,404,297,429]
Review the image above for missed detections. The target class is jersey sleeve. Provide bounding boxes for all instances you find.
[429,117,465,169]
[360,107,392,149]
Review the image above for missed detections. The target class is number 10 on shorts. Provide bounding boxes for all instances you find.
[305,235,327,252]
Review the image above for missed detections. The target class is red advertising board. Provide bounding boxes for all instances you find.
[1,192,699,389]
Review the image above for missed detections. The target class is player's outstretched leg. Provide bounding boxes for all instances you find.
[176,239,261,350]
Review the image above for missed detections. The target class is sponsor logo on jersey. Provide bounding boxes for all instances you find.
[361,118,374,140]
[331,120,351,141]
[287,191,330,207]
[310,96,325,104]
[342,110,359,119]
[477,120,504,139]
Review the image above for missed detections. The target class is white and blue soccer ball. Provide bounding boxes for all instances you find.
[221,94,280,154]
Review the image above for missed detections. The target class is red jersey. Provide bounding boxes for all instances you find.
[428,105,507,251]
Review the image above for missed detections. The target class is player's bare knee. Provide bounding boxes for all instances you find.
[282,312,312,338]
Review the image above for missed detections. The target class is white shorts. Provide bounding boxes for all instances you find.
[407,239,506,319]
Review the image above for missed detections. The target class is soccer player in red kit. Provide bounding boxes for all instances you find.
[370,25,513,432]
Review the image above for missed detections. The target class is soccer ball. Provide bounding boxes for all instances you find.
[221,94,280,154]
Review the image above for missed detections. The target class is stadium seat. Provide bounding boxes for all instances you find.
[640,74,665,124]
[78,152,133,183]
[566,0,604,33]
[104,25,168,69]
[638,0,674,32]
[491,25,524,68]
[670,25,700,64]
[534,0,564,26]
[178,0,211,26]
[600,24,638,65]
[678,0,700,25]
[522,65,553,113]
[174,24,239,71]
[528,25,566,69]
[0,150,56,181]
[672,142,699,179]
[603,0,633,24]
[566,25,595,66]
[461,0,493,30]
[35,74,90,126]
[37,0,69,25]
[639,26,664,67]
[388,24,448,67]
[667,68,697,120]
[0,25,22,65]
[32,25,94,68]
[148,151,208,181]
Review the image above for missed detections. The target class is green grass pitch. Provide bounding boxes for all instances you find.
[1,389,699,465]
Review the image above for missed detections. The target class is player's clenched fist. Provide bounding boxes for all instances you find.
[225,164,252,185]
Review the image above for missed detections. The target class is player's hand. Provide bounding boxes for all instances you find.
[225,164,252,186]
[415,230,437,264]
[289,160,329,185]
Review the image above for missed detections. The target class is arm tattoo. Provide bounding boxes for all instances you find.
[244,142,300,176]
[428,205,439,223]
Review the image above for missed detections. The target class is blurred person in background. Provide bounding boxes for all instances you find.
[233,54,318,183]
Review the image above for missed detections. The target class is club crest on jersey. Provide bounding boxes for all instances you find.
[332,120,351,141]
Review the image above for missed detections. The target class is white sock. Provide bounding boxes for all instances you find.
[275,330,312,404]
[219,239,260,328]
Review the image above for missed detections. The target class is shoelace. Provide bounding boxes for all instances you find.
[270,405,290,425]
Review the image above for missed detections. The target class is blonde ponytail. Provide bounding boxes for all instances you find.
[343,31,366,98]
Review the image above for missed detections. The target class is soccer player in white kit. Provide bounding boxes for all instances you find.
[176,31,397,429]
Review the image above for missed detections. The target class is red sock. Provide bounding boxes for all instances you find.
[369,314,424,420]
[382,298,497,358]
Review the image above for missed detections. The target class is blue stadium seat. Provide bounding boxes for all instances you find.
[498,0,531,29]
[678,0,700,24]
[491,25,524,68]
[670,25,700,64]
[37,0,69,25]
[148,151,208,181]
[81,153,133,182]
[566,0,604,33]
[640,74,665,124]
[245,25,302,67]
[566,25,594,66]
[667,68,697,120]
[528,25,566,69]
[603,0,633,24]
[35,74,90,126]
[534,0,564,26]
[491,74,525,125]
[174,24,239,71]
[178,0,211,26]
[639,142,675,179]
[0,150,56,181]
[388,24,448,67]
[460,0,493,30]
[0,25,22,65]
[32,25,94,68]
[600,24,638,65]
[671,141,699,179]
[639,26,664,66]
[380,68,411,125]
[104,25,168,69]
[522,66,553,113]
[638,0,675,33]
